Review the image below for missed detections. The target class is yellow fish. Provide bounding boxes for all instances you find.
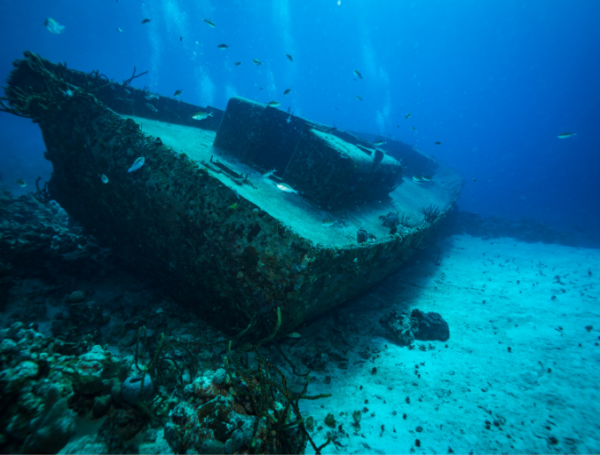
[192,111,213,120]
[557,132,576,139]
[44,18,65,34]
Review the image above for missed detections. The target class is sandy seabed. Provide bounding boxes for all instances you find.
[297,235,600,454]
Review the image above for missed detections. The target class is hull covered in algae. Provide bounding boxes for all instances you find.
[2,52,464,339]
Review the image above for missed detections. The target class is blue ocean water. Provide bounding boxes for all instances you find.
[1,0,599,237]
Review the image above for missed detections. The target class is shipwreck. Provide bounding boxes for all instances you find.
[1,52,463,339]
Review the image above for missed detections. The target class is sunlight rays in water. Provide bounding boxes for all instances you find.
[141,2,162,90]
[161,0,189,38]
[265,68,278,102]
[271,0,296,109]
[271,0,295,57]
[376,92,392,136]
[360,22,393,135]
[195,66,215,107]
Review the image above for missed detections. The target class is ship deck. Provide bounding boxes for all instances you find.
[130,115,459,248]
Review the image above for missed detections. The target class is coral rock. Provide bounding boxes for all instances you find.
[66,290,86,303]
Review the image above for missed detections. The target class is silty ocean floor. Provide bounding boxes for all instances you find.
[296,235,600,454]
[1,232,598,454]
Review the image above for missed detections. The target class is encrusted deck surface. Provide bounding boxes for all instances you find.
[131,116,459,248]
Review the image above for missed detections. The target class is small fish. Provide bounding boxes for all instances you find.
[62,89,73,97]
[117,27,123,33]
[204,18,216,28]
[180,36,182,41]
[276,183,298,194]
[234,61,242,66]
[174,89,183,97]
[411,126,416,131]
[44,18,65,34]
[412,175,423,183]
[287,332,301,338]
[355,95,363,101]
[421,175,433,182]
[434,141,442,145]
[192,111,213,120]
[217,43,230,49]
[128,157,145,173]
[146,103,158,112]
[268,101,281,107]
[286,53,293,62]
[374,140,386,147]
[473,178,477,182]
[557,132,576,139]
[286,112,294,124]
[322,218,338,227]
[101,174,109,184]
[141,18,151,24]
[15,179,27,188]
[262,168,277,178]
[405,113,411,119]
[145,93,159,101]
[124,89,131,96]
[228,202,238,210]
[283,88,292,95]
[354,69,364,80]
[253,59,263,65]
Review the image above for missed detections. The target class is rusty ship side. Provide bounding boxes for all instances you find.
[1,52,463,338]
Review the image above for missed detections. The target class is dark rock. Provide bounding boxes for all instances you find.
[302,352,329,370]
[201,439,225,454]
[411,309,450,341]
[380,309,450,345]
[117,330,138,348]
[92,395,112,418]
[66,290,86,303]
[100,407,144,442]
[224,429,244,454]
[0,188,112,281]
[379,310,415,346]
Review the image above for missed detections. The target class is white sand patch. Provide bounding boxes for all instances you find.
[296,235,600,454]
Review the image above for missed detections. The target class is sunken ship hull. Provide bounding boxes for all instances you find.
[2,52,463,338]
